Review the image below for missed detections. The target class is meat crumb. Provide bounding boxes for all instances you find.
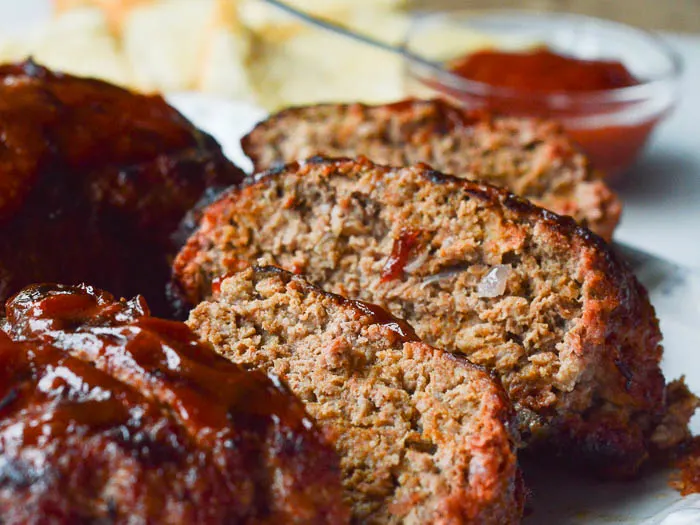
[670,437,700,496]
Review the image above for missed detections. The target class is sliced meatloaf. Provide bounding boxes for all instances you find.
[188,266,523,524]
[173,157,696,477]
[0,283,347,524]
[241,99,621,240]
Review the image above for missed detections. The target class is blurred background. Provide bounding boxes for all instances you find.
[0,0,698,266]
[419,1,700,33]
[1,0,698,110]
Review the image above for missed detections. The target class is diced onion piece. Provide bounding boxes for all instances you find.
[477,265,512,298]
[404,250,430,274]
[421,266,467,288]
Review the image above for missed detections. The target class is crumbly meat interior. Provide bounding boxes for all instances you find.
[188,268,521,524]
[173,159,682,475]
[242,101,621,240]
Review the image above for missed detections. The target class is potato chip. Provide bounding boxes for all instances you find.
[122,0,217,92]
[10,7,132,86]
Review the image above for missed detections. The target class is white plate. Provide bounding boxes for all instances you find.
[169,93,700,525]
[167,92,267,173]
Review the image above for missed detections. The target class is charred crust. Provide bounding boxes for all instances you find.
[303,155,330,165]
[615,359,635,391]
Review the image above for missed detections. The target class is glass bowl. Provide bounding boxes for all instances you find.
[402,10,683,180]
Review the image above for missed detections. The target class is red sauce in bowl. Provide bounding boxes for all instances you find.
[441,48,659,178]
[449,48,640,92]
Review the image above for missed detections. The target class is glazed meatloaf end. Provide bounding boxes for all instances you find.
[0,60,244,315]
[242,99,621,240]
[188,266,523,524]
[0,283,347,524]
[173,157,695,477]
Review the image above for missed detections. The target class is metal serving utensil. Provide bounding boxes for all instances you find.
[259,0,440,70]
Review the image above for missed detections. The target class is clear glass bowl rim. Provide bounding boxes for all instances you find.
[403,9,684,106]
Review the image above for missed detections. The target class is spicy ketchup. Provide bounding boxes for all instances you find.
[442,48,657,178]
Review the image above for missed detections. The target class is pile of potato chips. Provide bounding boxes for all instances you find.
[0,0,413,109]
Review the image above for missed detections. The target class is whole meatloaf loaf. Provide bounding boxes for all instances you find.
[188,266,523,524]
[0,61,244,315]
[242,99,621,240]
[173,157,697,477]
[0,283,347,524]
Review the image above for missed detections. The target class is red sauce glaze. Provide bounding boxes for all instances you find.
[0,283,347,523]
[212,275,225,295]
[0,61,244,316]
[5,284,311,443]
[381,229,422,283]
[444,48,656,177]
[348,299,419,342]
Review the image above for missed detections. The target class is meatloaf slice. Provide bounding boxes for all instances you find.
[241,99,621,240]
[0,283,347,524]
[173,157,695,477]
[188,266,523,524]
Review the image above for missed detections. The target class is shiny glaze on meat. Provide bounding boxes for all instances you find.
[0,61,243,315]
[0,283,347,524]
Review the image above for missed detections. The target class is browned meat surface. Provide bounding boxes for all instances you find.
[189,266,523,524]
[0,283,347,524]
[671,437,700,496]
[0,61,243,315]
[242,99,621,240]
[173,157,695,477]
